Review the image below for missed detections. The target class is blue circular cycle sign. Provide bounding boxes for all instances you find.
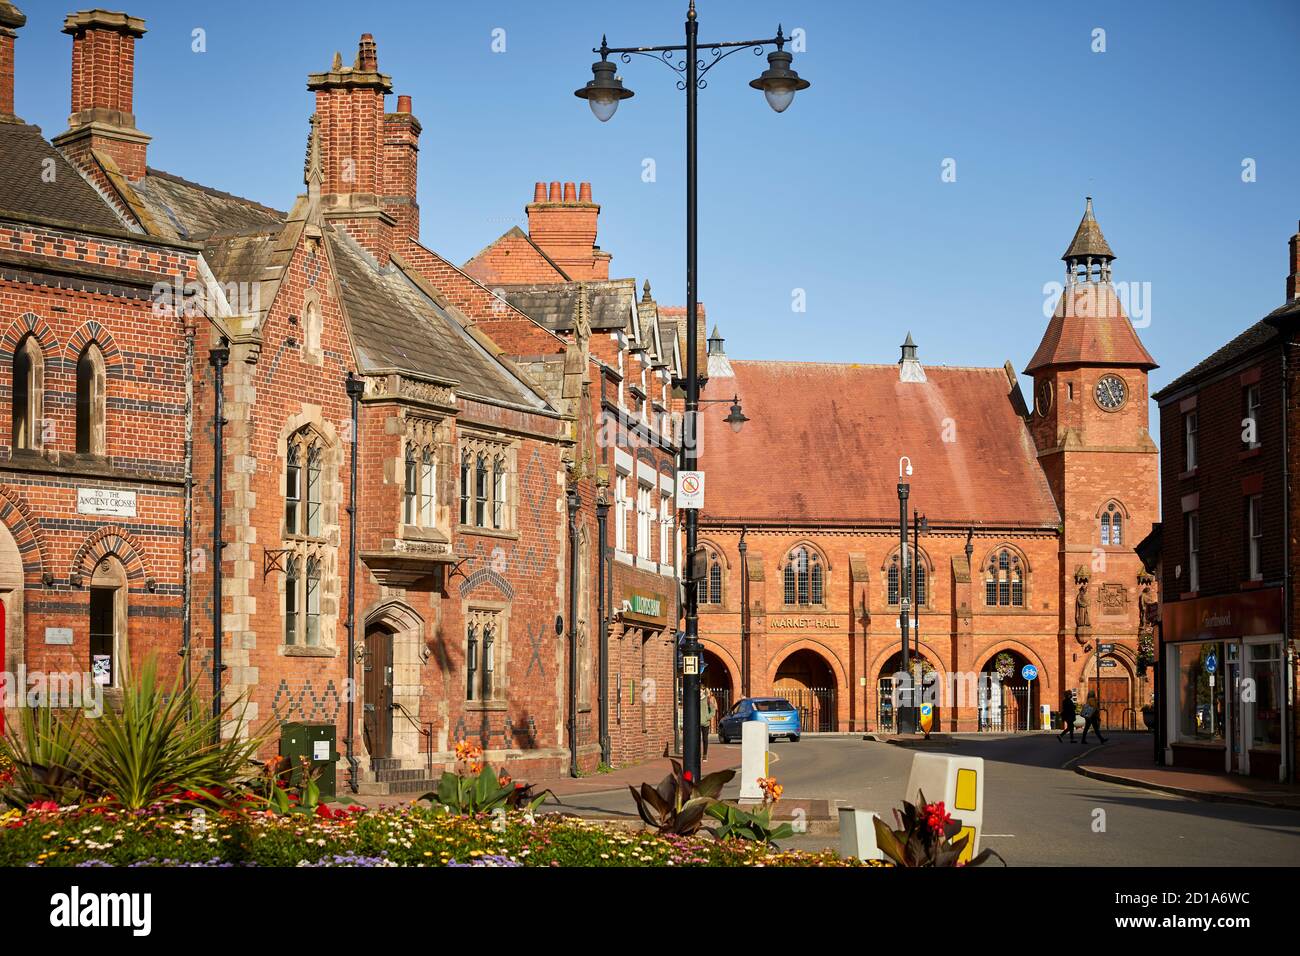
[1021,664,1038,681]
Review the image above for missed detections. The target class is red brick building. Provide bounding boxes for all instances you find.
[0,6,636,789]
[466,183,690,768]
[697,200,1160,733]
[1152,221,1300,782]
[0,4,199,726]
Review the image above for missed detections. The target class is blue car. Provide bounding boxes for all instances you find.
[717,697,802,743]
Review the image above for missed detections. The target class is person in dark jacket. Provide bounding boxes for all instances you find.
[1057,690,1077,742]
[1080,692,1107,744]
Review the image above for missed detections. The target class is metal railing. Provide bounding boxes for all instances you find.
[391,701,434,775]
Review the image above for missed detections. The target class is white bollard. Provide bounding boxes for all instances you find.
[905,752,985,863]
[738,719,767,801]
[838,807,884,861]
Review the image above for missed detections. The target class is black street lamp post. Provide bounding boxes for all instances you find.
[576,1,808,783]
[897,456,916,734]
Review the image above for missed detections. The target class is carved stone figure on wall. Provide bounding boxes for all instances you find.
[1075,578,1092,629]
[1138,581,1157,633]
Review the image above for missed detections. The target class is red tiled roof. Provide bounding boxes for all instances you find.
[699,361,1060,527]
[1025,283,1157,374]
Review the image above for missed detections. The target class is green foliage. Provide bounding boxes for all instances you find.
[706,802,794,844]
[628,758,734,836]
[77,656,272,811]
[0,702,87,808]
[420,763,554,816]
[872,790,1004,868]
[0,654,272,811]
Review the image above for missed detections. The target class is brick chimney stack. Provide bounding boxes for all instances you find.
[52,8,150,180]
[307,33,397,264]
[526,181,610,281]
[1288,221,1299,302]
[382,93,421,243]
[0,2,25,120]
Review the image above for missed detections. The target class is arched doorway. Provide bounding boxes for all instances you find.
[1082,650,1137,731]
[774,649,837,732]
[0,520,22,738]
[979,649,1038,732]
[877,650,941,733]
[701,648,733,734]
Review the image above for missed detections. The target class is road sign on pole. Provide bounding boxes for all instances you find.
[1021,664,1038,682]
[677,471,704,509]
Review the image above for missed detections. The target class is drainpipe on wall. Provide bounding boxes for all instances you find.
[181,318,194,689]
[344,373,365,794]
[739,527,749,698]
[567,483,581,777]
[209,339,229,728]
[596,490,611,765]
[1282,344,1294,784]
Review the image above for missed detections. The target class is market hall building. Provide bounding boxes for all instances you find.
[696,200,1160,734]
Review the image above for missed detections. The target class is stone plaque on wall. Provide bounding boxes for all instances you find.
[1099,583,1128,617]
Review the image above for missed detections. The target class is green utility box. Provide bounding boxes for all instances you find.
[279,721,339,800]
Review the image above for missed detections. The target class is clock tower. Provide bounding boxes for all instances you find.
[1025,198,1159,705]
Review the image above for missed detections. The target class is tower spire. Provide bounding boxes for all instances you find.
[1063,196,1115,285]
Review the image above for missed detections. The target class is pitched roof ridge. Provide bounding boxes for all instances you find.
[144,167,287,220]
[403,239,570,348]
[462,224,571,282]
[729,359,1008,373]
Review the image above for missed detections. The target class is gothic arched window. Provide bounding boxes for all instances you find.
[783,547,823,606]
[888,545,926,607]
[1100,502,1123,546]
[984,548,1025,607]
[11,334,43,451]
[698,546,723,605]
[75,342,106,455]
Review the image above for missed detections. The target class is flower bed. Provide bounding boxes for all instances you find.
[0,805,878,868]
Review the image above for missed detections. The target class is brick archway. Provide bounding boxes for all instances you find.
[769,641,843,733]
[973,641,1051,690]
[63,320,125,376]
[0,486,49,586]
[71,528,152,590]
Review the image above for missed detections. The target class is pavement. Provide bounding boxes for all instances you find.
[1072,734,1300,810]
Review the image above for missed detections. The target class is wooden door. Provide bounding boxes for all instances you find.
[1097,676,1129,730]
[363,626,394,760]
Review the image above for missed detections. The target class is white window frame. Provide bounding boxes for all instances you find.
[1187,511,1200,592]
[1248,494,1263,581]
[1245,384,1261,450]
[1185,411,1198,471]
[614,472,630,557]
[636,483,653,561]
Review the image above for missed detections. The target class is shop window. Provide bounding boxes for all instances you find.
[1172,642,1225,743]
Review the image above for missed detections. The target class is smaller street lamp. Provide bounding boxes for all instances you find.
[723,396,749,434]
[575,38,635,122]
[748,27,810,113]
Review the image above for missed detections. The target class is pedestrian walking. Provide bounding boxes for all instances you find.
[1080,692,1107,744]
[700,688,716,761]
[1057,690,1077,742]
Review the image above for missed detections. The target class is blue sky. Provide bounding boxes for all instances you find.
[12,0,1299,428]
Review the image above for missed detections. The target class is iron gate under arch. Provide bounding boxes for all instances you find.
[776,686,837,733]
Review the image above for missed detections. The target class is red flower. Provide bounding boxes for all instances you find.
[346,804,367,815]
[27,800,59,813]
[314,803,337,820]
[922,801,952,837]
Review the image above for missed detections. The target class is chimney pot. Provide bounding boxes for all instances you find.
[533,182,546,202]
[358,33,377,71]
[549,181,562,202]
[563,182,576,202]
[579,182,592,203]
[0,1,25,119]
[396,93,411,113]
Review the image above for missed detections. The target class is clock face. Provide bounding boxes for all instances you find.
[1095,374,1127,410]
[1035,380,1054,416]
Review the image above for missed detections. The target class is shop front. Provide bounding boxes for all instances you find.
[1162,588,1289,781]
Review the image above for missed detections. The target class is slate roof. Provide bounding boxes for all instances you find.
[495,279,635,333]
[1152,298,1300,401]
[0,121,125,232]
[699,360,1060,527]
[132,168,286,242]
[327,231,551,411]
[1024,282,1157,374]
